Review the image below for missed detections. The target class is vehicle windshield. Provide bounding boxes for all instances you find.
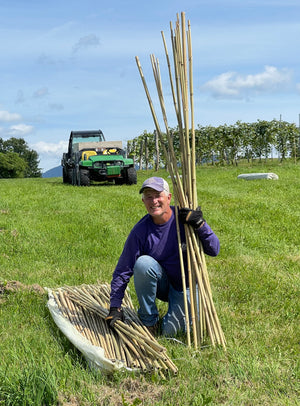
[72,136,103,144]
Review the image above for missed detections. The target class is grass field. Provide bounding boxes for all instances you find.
[0,162,299,405]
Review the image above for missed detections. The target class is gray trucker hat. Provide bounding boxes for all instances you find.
[139,177,170,194]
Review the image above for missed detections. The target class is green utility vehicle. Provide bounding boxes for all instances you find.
[61,130,137,186]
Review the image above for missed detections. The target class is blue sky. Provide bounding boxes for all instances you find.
[1,0,300,172]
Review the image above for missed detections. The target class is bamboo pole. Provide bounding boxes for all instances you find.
[174,202,191,346]
[51,283,178,375]
[135,12,226,350]
[187,20,197,208]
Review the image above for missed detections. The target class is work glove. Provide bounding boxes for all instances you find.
[178,207,205,229]
[105,307,124,328]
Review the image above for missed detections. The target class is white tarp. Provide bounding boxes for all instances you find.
[46,288,127,374]
[237,172,279,180]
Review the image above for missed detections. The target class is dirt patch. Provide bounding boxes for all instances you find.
[58,394,81,406]
[0,280,45,295]
[117,377,164,405]
[58,377,165,406]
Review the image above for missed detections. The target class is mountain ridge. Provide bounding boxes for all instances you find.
[42,166,62,178]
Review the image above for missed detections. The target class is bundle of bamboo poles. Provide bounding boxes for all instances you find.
[50,283,177,377]
[135,12,226,349]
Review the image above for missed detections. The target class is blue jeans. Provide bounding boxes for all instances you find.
[133,255,192,336]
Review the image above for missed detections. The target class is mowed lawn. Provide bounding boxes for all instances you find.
[0,162,299,405]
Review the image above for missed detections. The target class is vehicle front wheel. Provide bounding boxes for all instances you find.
[79,169,90,186]
[126,167,137,185]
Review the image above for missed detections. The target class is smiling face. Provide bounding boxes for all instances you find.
[142,188,172,224]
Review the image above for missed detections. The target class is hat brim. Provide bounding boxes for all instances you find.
[139,185,164,194]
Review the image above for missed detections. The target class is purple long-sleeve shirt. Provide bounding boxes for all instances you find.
[110,206,220,308]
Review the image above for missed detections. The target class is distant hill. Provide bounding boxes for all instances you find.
[42,166,62,178]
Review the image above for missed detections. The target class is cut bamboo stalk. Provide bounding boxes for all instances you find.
[187,20,197,207]
[174,202,191,346]
[136,12,226,350]
[115,323,167,361]
[94,312,116,360]
[122,340,134,368]
[185,226,198,346]
[50,283,178,375]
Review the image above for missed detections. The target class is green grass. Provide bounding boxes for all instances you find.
[0,162,299,405]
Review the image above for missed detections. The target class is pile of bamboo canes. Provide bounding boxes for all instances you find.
[50,283,178,377]
[135,12,226,349]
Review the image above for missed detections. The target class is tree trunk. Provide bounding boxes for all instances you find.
[139,140,143,170]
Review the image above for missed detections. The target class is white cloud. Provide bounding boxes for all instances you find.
[0,110,22,122]
[8,124,34,136]
[28,140,68,171]
[202,66,292,99]
[32,140,68,156]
